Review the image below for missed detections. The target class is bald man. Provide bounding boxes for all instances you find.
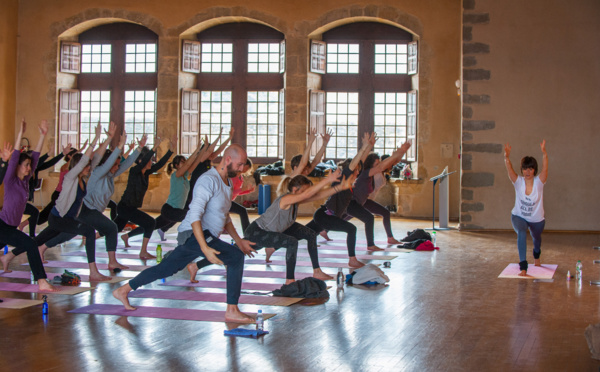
[113,144,257,323]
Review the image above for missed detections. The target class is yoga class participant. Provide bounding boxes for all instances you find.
[35,124,112,281]
[228,158,255,233]
[346,143,411,247]
[504,140,548,276]
[290,127,332,177]
[113,144,257,323]
[116,135,174,258]
[0,119,56,292]
[306,132,375,268]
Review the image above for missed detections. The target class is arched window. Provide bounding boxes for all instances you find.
[181,23,285,161]
[58,23,158,148]
[310,22,417,164]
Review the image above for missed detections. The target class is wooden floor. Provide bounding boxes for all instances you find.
[1,215,600,372]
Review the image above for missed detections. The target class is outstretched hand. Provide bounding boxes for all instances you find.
[118,130,128,148]
[340,172,358,190]
[326,168,342,183]
[540,139,546,154]
[237,239,257,258]
[106,121,117,138]
[39,120,49,136]
[1,142,13,162]
[138,134,148,148]
[202,245,224,265]
[62,143,73,156]
[322,128,334,144]
[504,143,511,158]
[307,128,317,144]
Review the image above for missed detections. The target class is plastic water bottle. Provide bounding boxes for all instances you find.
[337,268,345,289]
[431,231,437,247]
[42,295,48,315]
[576,260,582,280]
[156,244,163,263]
[566,270,571,281]
[256,309,264,331]
[3,245,7,255]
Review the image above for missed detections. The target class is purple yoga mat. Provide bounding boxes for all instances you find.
[69,304,275,323]
[0,270,129,283]
[200,269,314,279]
[311,243,410,253]
[61,251,174,259]
[129,289,301,306]
[23,260,151,271]
[269,251,398,260]
[0,282,94,295]
[119,245,176,252]
[160,279,283,291]
[245,259,350,268]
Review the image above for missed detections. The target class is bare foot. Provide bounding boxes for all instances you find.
[367,245,384,251]
[113,285,136,311]
[121,234,131,248]
[89,272,113,281]
[224,305,255,323]
[349,257,365,268]
[0,253,14,273]
[387,237,401,244]
[18,220,28,232]
[79,236,86,247]
[187,263,199,283]
[38,279,60,292]
[534,258,541,267]
[38,245,49,263]
[518,270,528,277]
[265,248,275,263]
[139,252,156,260]
[285,279,296,285]
[109,262,130,271]
[95,232,101,239]
[313,269,334,281]
[319,231,332,241]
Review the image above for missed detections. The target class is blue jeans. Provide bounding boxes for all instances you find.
[129,230,245,305]
[511,214,545,271]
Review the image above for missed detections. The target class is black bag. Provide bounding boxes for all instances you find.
[397,238,430,250]
[400,229,432,242]
[272,277,330,298]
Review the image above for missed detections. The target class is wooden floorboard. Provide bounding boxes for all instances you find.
[1,216,600,371]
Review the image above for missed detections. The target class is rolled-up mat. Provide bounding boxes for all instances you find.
[160,279,283,291]
[0,297,44,309]
[0,270,129,283]
[69,304,276,323]
[129,289,302,306]
[0,282,95,295]
[498,263,558,279]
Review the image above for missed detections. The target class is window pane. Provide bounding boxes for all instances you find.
[201,43,233,73]
[124,90,157,147]
[200,91,232,146]
[326,43,359,75]
[325,92,359,159]
[81,44,111,73]
[125,43,157,73]
[80,90,111,147]
[372,92,409,155]
[374,43,409,75]
[246,91,280,158]
[248,43,282,73]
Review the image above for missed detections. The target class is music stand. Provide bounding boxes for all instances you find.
[427,167,456,230]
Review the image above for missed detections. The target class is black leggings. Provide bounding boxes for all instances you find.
[363,199,393,238]
[23,203,40,237]
[154,203,187,233]
[44,213,97,263]
[38,190,60,225]
[346,200,375,246]
[229,201,250,233]
[107,200,117,221]
[115,202,155,239]
[0,218,47,280]
[307,206,357,258]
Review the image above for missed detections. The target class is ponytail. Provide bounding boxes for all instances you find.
[167,155,186,176]
[277,175,312,196]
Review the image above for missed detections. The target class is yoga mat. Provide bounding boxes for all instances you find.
[62,251,170,260]
[0,270,130,283]
[0,298,44,309]
[119,245,176,252]
[23,261,151,272]
[69,304,276,323]
[245,259,354,268]
[312,243,412,253]
[161,279,283,291]
[498,263,558,279]
[148,239,178,245]
[0,282,95,295]
[324,239,400,246]
[129,289,302,306]
[270,251,398,260]
[200,269,316,280]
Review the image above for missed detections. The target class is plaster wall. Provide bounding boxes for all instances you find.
[10,0,461,218]
[461,0,600,230]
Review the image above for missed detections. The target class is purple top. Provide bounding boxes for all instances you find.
[352,169,374,205]
[0,150,39,226]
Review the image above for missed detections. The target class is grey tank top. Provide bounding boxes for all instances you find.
[255,194,297,233]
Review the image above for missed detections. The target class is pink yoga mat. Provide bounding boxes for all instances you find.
[0,270,130,283]
[245,258,351,268]
[69,304,276,323]
[0,282,94,295]
[160,279,283,291]
[312,243,411,253]
[129,289,301,306]
[498,263,558,279]
[200,269,315,279]
[62,251,172,259]
[270,251,398,260]
[119,245,176,252]
[23,260,151,272]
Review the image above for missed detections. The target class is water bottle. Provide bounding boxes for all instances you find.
[256,309,264,331]
[431,231,437,247]
[156,244,163,263]
[337,268,345,289]
[3,245,7,255]
[566,270,571,281]
[42,295,48,315]
[576,260,582,280]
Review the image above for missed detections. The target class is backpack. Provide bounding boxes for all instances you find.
[272,277,330,298]
[51,270,81,286]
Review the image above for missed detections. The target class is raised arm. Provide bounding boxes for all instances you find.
[539,140,548,184]
[280,169,342,209]
[213,127,232,158]
[304,171,358,204]
[291,128,317,177]
[84,123,102,159]
[306,128,333,176]
[148,138,174,174]
[504,143,518,183]
[1,142,13,163]
[14,118,25,151]
[92,122,117,166]
[369,142,411,177]
[33,120,49,154]
[349,132,374,171]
